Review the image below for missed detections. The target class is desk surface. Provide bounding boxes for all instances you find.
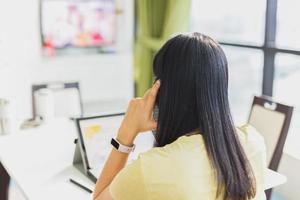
[0,119,286,200]
[0,119,92,200]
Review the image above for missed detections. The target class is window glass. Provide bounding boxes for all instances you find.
[276,0,300,50]
[274,53,300,155]
[190,0,266,45]
[222,46,264,124]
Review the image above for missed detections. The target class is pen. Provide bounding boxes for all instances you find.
[69,178,93,193]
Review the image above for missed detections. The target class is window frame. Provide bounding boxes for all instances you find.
[217,0,300,96]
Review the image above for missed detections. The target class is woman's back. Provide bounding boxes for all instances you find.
[93,33,264,200]
[110,124,266,200]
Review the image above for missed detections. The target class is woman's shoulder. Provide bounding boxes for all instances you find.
[236,124,266,154]
[135,125,266,168]
[134,134,208,178]
[237,124,265,141]
[138,134,205,160]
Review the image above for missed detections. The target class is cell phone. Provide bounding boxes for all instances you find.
[152,79,160,135]
[153,104,159,122]
[152,104,159,136]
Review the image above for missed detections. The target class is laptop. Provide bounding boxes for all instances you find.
[75,113,154,183]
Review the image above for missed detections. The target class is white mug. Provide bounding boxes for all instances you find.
[0,99,10,135]
[34,88,55,121]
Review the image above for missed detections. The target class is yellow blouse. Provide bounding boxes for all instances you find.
[110,124,267,200]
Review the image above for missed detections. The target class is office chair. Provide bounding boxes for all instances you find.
[32,82,83,118]
[0,162,9,200]
[248,95,293,199]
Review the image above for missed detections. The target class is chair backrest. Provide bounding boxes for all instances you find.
[248,95,293,171]
[32,82,83,118]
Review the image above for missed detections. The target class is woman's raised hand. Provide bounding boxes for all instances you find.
[117,80,160,146]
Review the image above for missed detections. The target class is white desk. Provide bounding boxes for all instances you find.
[0,119,93,200]
[265,168,287,190]
[0,119,154,200]
[0,119,286,200]
[83,99,128,116]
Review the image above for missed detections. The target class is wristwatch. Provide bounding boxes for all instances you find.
[111,138,135,154]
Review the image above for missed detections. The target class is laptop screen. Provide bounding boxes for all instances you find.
[76,113,124,170]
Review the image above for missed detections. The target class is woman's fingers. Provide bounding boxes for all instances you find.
[149,120,157,130]
[145,80,160,110]
[142,89,151,99]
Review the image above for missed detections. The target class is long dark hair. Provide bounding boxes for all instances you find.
[153,32,256,200]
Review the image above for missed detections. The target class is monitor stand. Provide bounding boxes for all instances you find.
[73,138,86,175]
[72,138,98,183]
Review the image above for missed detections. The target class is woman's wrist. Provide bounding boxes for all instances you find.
[116,126,137,146]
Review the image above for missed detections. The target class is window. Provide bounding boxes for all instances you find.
[191,0,300,157]
[191,0,266,45]
[274,53,300,155]
[223,46,263,124]
[276,0,300,50]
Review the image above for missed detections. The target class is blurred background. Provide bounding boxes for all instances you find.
[0,0,299,199]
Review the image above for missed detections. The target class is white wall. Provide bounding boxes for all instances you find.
[0,0,134,119]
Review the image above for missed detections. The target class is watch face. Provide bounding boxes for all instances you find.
[111,138,120,149]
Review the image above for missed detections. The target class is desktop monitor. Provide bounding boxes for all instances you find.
[74,113,155,182]
[41,0,116,49]
[76,113,124,172]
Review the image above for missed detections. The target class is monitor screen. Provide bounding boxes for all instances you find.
[77,114,123,170]
[41,0,116,49]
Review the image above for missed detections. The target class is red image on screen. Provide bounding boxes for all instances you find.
[41,0,116,49]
